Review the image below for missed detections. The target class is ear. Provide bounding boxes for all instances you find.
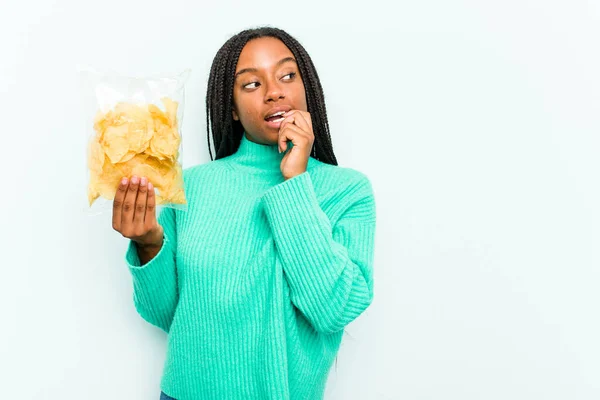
[232,108,239,121]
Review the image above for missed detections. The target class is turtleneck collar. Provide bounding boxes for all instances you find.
[229,132,289,174]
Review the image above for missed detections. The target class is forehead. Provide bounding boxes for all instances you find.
[236,37,294,70]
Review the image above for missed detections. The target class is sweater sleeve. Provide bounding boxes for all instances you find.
[261,170,376,334]
[124,206,179,333]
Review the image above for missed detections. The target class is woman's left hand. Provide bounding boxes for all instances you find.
[277,110,315,180]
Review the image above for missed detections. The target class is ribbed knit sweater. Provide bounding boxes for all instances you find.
[125,133,377,400]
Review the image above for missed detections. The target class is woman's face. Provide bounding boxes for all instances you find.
[232,36,307,145]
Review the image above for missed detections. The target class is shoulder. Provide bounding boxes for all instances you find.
[308,159,374,197]
[307,160,376,223]
[181,159,230,185]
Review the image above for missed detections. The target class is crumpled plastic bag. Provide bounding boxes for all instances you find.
[79,66,190,214]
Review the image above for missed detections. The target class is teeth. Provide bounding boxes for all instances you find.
[268,111,286,118]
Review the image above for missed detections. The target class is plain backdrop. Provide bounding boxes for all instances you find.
[1,0,598,399]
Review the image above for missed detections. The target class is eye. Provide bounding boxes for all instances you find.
[242,72,296,90]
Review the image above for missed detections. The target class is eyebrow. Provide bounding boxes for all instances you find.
[234,57,297,80]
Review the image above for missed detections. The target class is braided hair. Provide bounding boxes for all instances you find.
[205,26,338,165]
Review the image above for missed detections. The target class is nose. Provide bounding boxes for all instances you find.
[264,79,285,102]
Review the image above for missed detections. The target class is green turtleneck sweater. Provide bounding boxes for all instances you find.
[125,134,377,400]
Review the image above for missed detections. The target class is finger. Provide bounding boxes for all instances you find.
[279,113,306,152]
[283,110,311,132]
[122,175,139,228]
[112,177,129,231]
[145,181,157,227]
[278,123,292,153]
[133,176,148,228]
[279,113,296,134]
[278,123,306,153]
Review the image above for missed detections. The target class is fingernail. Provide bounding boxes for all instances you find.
[148,182,153,190]
[121,177,128,185]
[131,176,138,184]
[140,177,147,186]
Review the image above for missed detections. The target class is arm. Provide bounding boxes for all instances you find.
[125,206,179,333]
[261,171,376,334]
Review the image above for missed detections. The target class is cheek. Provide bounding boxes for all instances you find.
[294,84,308,109]
[244,107,257,120]
[236,101,262,126]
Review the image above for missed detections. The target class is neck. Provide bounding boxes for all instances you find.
[229,132,285,174]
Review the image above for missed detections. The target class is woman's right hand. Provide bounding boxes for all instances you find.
[112,175,164,248]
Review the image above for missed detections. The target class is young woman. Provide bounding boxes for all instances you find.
[112,26,377,400]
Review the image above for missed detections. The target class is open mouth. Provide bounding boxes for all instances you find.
[264,111,286,123]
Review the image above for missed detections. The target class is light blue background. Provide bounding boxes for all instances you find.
[1,0,598,399]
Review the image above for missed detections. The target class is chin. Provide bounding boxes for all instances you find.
[245,130,278,145]
[265,133,279,144]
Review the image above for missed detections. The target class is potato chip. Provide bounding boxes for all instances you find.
[87,97,186,207]
[162,97,179,127]
[101,125,132,164]
[149,125,180,161]
[87,137,104,175]
[146,98,181,161]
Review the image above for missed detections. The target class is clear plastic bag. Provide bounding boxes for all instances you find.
[78,66,190,215]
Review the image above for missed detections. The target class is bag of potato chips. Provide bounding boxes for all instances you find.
[79,66,190,214]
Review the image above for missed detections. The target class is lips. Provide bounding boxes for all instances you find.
[264,116,285,129]
[264,105,292,121]
[265,111,286,121]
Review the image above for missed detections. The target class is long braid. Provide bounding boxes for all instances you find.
[206,26,338,165]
